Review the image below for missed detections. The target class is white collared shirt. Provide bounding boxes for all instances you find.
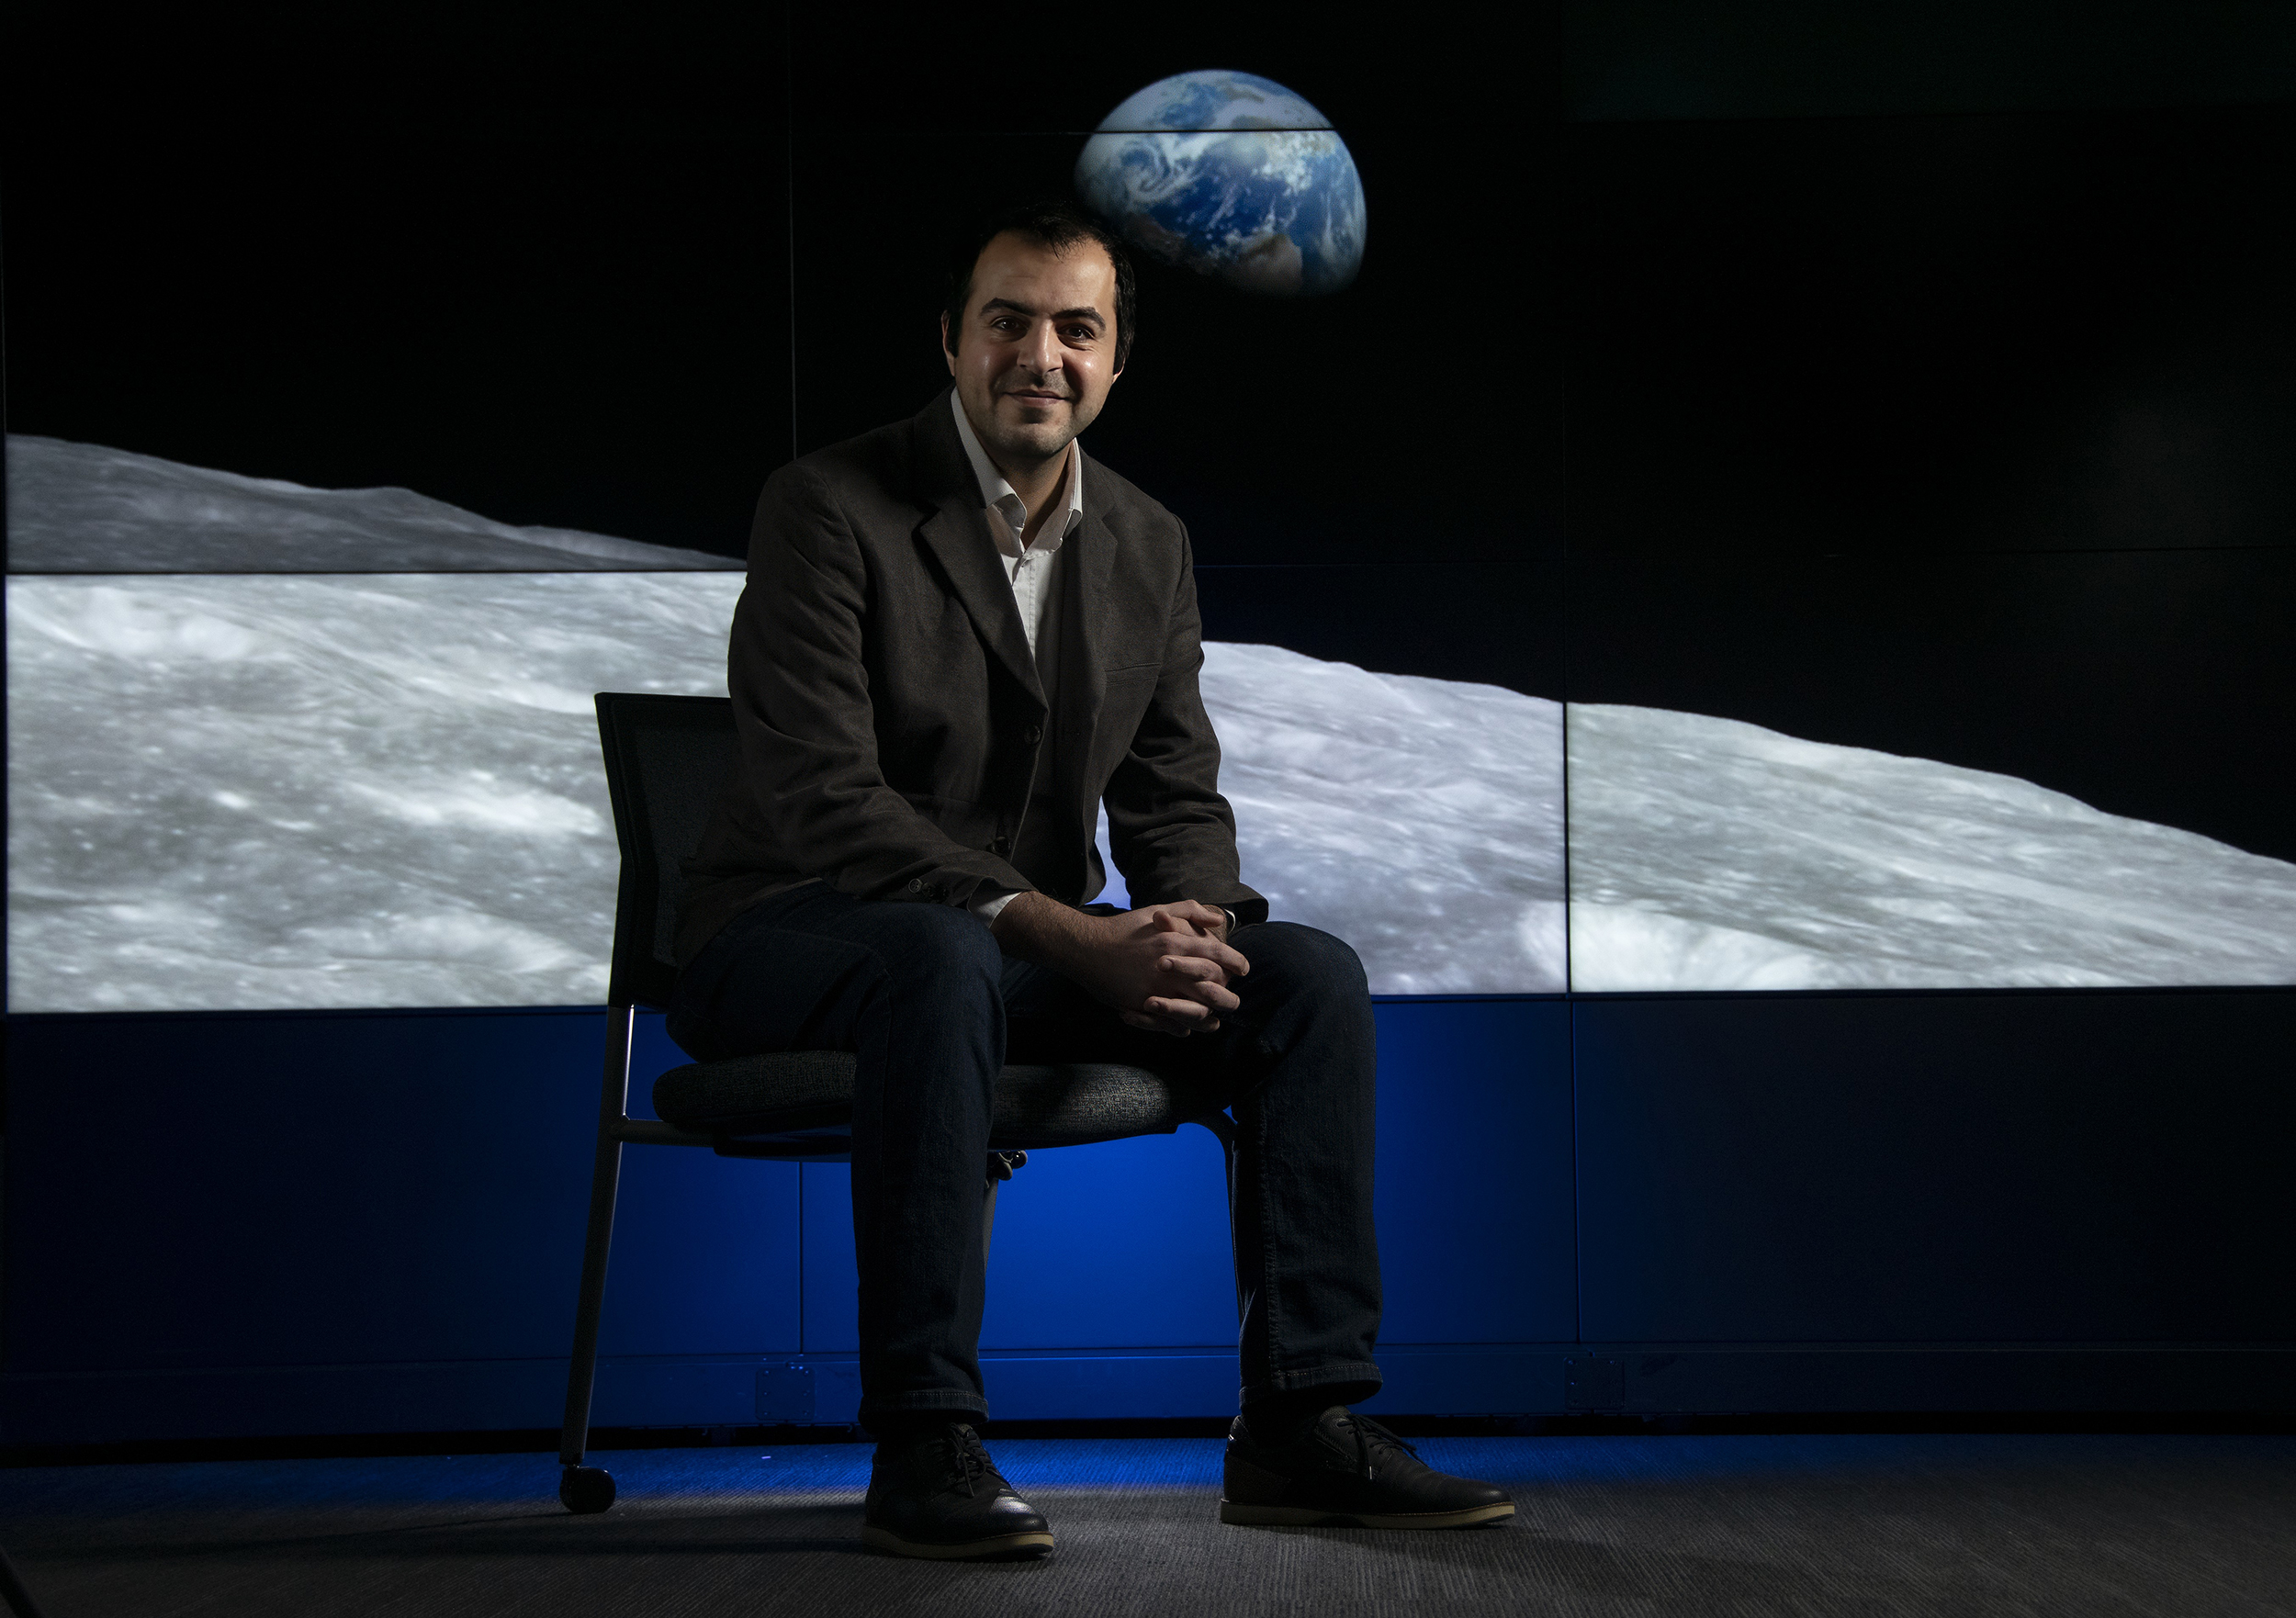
[949,388,1082,680]
[950,390,1085,923]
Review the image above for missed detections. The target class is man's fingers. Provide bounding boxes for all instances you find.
[1120,1005,1220,1037]
[1120,1009,1188,1035]
[1142,996,1221,1032]
[1148,904,1216,935]
[1157,959,1249,1009]
[1153,934,1251,976]
[1143,901,1234,941]
[1171,900,1229,931]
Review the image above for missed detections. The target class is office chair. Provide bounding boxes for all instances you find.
[558,692,1237,1512]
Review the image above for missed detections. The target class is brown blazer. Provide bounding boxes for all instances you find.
[676,390,1267,964]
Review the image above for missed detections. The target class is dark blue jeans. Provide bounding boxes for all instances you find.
[667,881,1383,1430]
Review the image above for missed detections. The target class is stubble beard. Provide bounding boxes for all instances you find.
[976,388,1094,478]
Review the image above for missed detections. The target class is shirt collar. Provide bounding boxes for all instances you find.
[949,388,1084,556]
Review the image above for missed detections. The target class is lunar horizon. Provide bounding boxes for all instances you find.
[7,434,2291,1011]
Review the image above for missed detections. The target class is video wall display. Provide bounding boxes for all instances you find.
[7,64,2292,1012]
[3,438,1567,1007]
[5,435,745,1013]
[786,118,1560,566]
[1562,103,2296,992]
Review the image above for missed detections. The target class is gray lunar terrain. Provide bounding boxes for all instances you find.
[6,435,737,572]
[1567,704,2296,990]
[8,571,741,1010]
[1126,645,1568,994]
[6,436,2290,1010]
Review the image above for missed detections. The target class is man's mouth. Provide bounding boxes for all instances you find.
[1004,388,1067,405]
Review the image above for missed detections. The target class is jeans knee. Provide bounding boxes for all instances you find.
[873,901,1003,1006]
[1244,922,1369,999]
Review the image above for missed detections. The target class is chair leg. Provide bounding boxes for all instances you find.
[558,1005,634,1512]
[982,1149,1026,1258]
[1192,1113,1244,1324]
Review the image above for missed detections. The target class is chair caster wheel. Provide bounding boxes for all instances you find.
[560,1465,616,1513]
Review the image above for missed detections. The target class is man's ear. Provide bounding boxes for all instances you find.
[940,311,958,376]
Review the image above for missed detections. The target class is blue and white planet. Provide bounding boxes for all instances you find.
[1075,70,1367,297]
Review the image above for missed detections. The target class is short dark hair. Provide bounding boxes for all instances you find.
[943,199,1137,371]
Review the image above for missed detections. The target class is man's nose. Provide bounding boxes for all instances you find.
[1020,320,1062,376]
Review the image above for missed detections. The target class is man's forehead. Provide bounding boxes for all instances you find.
[971,236,1115,309]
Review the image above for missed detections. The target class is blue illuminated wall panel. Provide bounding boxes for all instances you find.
[1372,1000,1576,1344]
[801,1000,1572,1359]
[3,1009,801,1442]
[797,1129,1234,1358]
[7,991,2296,1444]
[796,998,1574,1421]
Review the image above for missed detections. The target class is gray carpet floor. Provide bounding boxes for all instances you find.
[5,1433,2292,1617]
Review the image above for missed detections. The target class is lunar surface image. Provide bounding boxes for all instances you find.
[8,435,2291,1010]
[1102,646,1568,995]
[1568,705,2296,990]
[9,434,730,574]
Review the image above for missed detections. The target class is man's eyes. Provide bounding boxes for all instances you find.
[985,319,1099,343]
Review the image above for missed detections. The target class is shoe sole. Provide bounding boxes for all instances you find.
[860,1524,1056,1559]
[1219,1499,1515,1530]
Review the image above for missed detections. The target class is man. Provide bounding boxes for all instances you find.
[670,201,1510,1558]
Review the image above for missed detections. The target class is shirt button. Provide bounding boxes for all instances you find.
[906,878,925,893]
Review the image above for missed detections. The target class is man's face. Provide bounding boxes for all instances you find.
[942,230,1122,471]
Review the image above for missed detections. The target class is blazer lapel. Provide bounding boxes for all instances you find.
[909,395,1046,710]
[1053,460,1120,815]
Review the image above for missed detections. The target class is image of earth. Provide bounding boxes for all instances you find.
[1074,69,1366,297]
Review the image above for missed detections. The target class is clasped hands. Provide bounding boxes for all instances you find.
[993,893,1249,1037]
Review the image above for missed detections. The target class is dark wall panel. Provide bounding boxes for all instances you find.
[4,1011,800,1375]
[1566,0,2296,121]
[1568,106,2296,561]
[1573,990,2296,1343]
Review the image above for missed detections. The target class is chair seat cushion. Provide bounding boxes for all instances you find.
[652,1051,1224,1151]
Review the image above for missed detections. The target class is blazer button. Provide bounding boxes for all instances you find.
[1023,724,1043,745]
[906,878,925,893]
[991,836,1012,855]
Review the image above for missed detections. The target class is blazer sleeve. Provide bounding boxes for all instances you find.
[1100,522,1270,926]
[726,463,1033,910]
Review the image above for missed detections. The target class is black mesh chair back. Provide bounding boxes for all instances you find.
[595,693,737,1010]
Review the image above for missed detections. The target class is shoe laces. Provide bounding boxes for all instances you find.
[932,1423,998,1498]
[1336,1411,1420,1483]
